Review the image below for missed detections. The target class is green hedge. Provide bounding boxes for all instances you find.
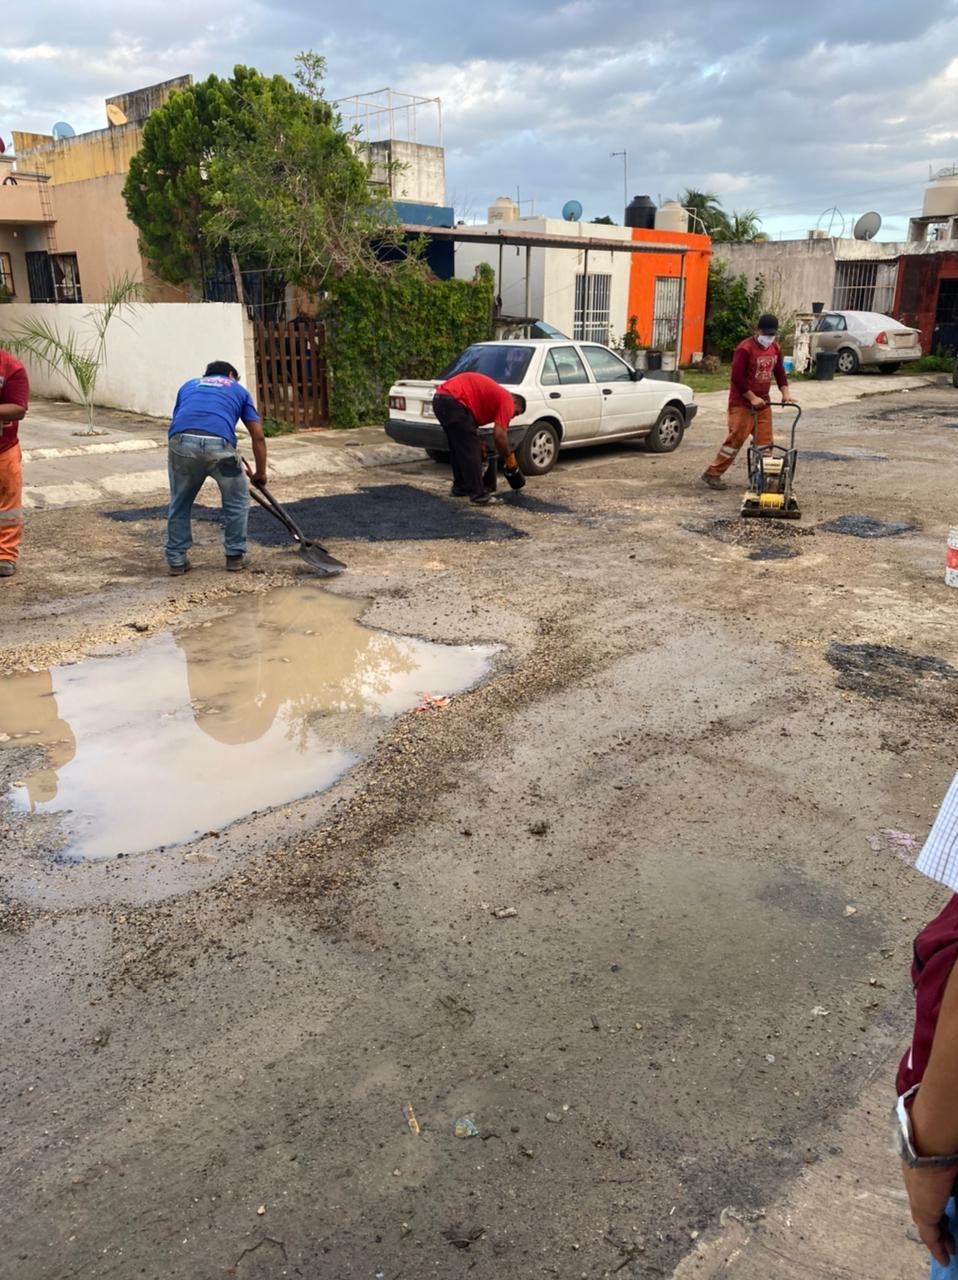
[324,264,495,427]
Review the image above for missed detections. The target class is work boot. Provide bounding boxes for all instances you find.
[450,485,470,497]
[167,559,191,577]
[469,492,493,506]
[0,560,16,577]
[701,472,728,491]
[225,554,248,572]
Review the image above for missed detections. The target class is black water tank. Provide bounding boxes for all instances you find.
[625,195,656,229]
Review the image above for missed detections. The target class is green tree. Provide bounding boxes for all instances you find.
[206,53,404,290]
[591,215,616,225]
[675,188,731,239]
[704,261,765,359]
[713,209,764,243]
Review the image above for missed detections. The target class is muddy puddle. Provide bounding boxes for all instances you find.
[0,588,496,861]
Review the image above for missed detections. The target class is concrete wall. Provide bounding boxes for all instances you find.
[367,140,446,206]
[13,124,146,185]
[710,239,838,318]
[0,302,253,418]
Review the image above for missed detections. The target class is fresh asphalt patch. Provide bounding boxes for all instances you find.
[104,484,527,543]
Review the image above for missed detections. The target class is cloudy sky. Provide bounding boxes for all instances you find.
[3,0,958,240]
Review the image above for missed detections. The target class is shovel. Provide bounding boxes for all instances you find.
[242,460,346,576]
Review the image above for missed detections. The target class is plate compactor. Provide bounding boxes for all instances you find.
[741,401,802,520]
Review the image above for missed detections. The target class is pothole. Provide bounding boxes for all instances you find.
[817,515,916,538]
[826,642,958,709]
[799,450,887,462]
[0,588,497,861]
[684,517,815,546]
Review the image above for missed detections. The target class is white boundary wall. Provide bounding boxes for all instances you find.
[0,302,255,419]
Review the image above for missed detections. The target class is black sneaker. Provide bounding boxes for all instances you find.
[0,561,16,578]
[469,492,493,506]
[225,555,248,572]
[450,485,470,497]
[167,559,191,576]
[701,472,728,491]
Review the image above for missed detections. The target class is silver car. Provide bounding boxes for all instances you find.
[812,310,922,375]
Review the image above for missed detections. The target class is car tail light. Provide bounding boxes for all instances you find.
[875,331,888,345]
[389,395,406,411]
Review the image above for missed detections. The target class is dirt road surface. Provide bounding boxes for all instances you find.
[2,381,957,1280]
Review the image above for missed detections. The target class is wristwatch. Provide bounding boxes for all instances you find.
[897,1088,958,1169]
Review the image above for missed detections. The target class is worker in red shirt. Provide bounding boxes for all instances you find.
[432,372,525,505]
[0,346,29,578]
[702,314,798,490]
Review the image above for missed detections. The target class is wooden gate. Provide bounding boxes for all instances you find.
[253,318,329,428]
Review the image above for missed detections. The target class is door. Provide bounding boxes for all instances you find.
[538,346,602,440]
[578,343,653,436]
[812,313,847,354]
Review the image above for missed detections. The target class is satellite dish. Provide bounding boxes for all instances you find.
[561,199,583,222]
[52,121,76,141]
[106,104,128,127]
[853,211,882,241]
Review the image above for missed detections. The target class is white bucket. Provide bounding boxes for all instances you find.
[947,528,958,589]
[661,352,677,372]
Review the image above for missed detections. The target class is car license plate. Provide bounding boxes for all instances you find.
[421,402,436,418]
[891,333,914,348]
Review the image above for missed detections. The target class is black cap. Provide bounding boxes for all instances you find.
[756,314,779,334]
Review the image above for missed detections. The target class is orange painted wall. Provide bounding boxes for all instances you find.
[627,227,711,363]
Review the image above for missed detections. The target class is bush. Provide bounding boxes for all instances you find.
[704,261,765,360]
[911,354,954,372]
[324,264,495,427]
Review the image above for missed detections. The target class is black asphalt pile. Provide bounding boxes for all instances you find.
[818,515,916,538]
[683,517,815,545]
[827,642,958,713]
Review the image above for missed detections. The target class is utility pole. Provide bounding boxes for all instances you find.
[611,151,628,212]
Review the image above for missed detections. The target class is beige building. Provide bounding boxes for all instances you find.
[0,78,191,306]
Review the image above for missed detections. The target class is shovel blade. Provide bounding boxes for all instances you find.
[299,541,346,575]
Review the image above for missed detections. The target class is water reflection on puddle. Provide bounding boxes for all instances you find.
[1,588,496,861]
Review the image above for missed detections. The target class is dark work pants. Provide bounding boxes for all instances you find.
[433,394,484,499]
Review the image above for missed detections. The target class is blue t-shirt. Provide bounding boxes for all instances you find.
[168,376,260,447]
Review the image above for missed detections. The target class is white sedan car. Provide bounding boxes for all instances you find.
[385,339,698,474]
[812,311,922,375]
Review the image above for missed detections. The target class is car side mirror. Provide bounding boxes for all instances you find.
[630,367,644,381]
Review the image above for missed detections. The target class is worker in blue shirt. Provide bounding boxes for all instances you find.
[165,361,268,576]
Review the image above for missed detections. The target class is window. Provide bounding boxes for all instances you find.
[574,273,611,343]
[652,276,682,350]
[0,252,14,297]
[25,250,82,303]
[831,260,897,313]
[580,345,632,383]
[441,343,533,383]
[815,314,846,332]
[542,347,589,385]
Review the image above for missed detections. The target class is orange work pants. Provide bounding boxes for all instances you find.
[705,405,773,477]
[0,443,24,563]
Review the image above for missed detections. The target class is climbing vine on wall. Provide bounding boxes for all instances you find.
[324,263,495,427]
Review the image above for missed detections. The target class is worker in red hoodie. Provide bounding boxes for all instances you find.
[0,346,29,578]
[701,314,798,490]
[432,372,525,505]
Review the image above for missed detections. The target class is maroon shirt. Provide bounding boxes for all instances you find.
[728,336,787,410]
[435,372,515,428]
[897,894,958,1095]
[0,349,29,455]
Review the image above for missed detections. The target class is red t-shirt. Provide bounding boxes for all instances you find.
[435,372,515,428]
[728,337,787,410]
[0,350,29,455]
[897,894,958,1095]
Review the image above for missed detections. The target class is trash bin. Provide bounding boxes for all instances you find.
[647,350,663,371]
[815,350,839,380]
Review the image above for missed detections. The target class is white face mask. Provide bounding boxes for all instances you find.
[756,334,775,349]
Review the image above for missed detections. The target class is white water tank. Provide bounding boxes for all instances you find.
[923,169,958,218]
[654,201,689,233]
[488,196,519,224]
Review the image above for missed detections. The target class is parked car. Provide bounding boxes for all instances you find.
[811,310,922,374]
[385,340,698,474]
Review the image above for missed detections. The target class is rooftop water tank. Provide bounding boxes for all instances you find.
[654,201,689,234]
[488,196,519,224]
[624,195,656,229]
[923,168,958,219]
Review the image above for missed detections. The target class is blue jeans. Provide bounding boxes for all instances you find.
[166,433,249,566]
[931,1198,958,1278]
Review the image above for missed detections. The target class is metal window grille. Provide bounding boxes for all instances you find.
[832,260,897,313]
[652,276,682,350]
[25,251,56,302]
[574,273,612,343]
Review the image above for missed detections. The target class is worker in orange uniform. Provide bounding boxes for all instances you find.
[0,346,29,578]
[432,372,525,505]
[702,314,798,490]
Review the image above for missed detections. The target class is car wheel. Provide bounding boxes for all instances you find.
[425,448,451,464]
[517,420,560,475]
[876,363,900,375]
[646,404,686,453]
[836,347,860,375]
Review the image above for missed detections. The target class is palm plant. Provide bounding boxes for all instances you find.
[1,274,141,435]
[675,188,731,239]
[714,209,764,243]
